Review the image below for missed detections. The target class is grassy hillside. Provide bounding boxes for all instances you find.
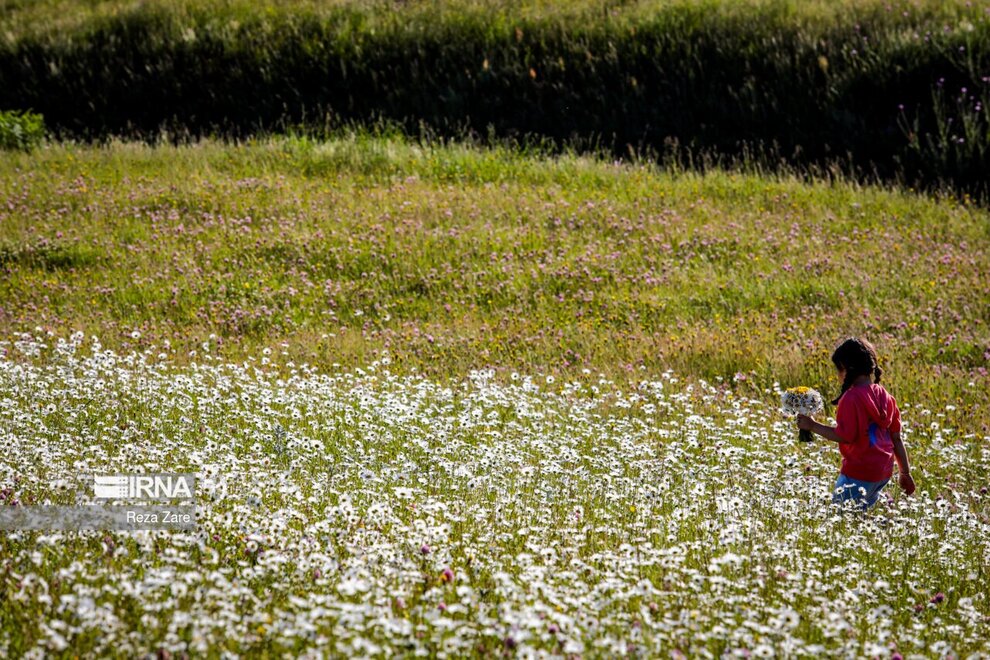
[2,0,989,197]
[2,0,976,39]
[1,133,988,422]
[2,134,990,656]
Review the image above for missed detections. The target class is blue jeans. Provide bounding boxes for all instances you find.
[832,474,890,510]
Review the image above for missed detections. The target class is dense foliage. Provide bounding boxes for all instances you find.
[1,0,989,197]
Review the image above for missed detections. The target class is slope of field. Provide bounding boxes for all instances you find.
[0,336,988,657]
[2,0,989,196]
[1,134,988,412]
[0,135,989,655]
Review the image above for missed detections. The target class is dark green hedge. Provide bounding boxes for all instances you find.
[0,109,45,151]
[2,3,988,196]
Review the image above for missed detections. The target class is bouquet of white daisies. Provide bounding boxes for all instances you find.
[781,386,824,443]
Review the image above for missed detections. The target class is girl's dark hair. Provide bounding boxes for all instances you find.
[831,337,883,405]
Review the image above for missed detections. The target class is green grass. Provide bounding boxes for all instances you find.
[2,0,989,197]
[1,132,989,657]
[0,109,45,151]
[0,0,982,40]
[1,131,987,424]
[1,335,985,656]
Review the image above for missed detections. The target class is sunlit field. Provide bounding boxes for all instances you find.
[1,333,988,657]
[1,136,989,656]
[4,0,990,199]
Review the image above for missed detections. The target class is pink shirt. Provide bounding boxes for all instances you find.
[834,383,901,482]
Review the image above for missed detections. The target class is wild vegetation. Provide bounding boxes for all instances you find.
[1,331,987,656]
[2,0,989,197]
[2,134,988,418]
[2,2,989,656]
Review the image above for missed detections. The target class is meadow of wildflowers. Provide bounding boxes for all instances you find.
[4,0,990,198]
[0,331,988,657]
[1,135,989,656]
[1,135,987,413]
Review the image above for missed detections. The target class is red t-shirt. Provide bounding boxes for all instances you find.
[833,383,901,482]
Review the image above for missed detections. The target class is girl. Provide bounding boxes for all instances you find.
[797,337,916,509]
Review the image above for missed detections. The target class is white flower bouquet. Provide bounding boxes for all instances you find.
[781,386,824,443]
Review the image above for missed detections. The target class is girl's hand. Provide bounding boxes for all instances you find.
[899,472,916,495]
[796,413,814,431]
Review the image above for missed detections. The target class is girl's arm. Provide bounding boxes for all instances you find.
[797,392,858,444]
[796,415,852,443]
[891,430,916,494]
[891,430,910,473]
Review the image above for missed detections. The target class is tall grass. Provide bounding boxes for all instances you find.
[0,109,45,151]
[1,0,988,199]
[1,133,987,427]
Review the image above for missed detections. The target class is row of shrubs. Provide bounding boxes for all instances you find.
[1,1,988,198]
[0,109,44,151]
